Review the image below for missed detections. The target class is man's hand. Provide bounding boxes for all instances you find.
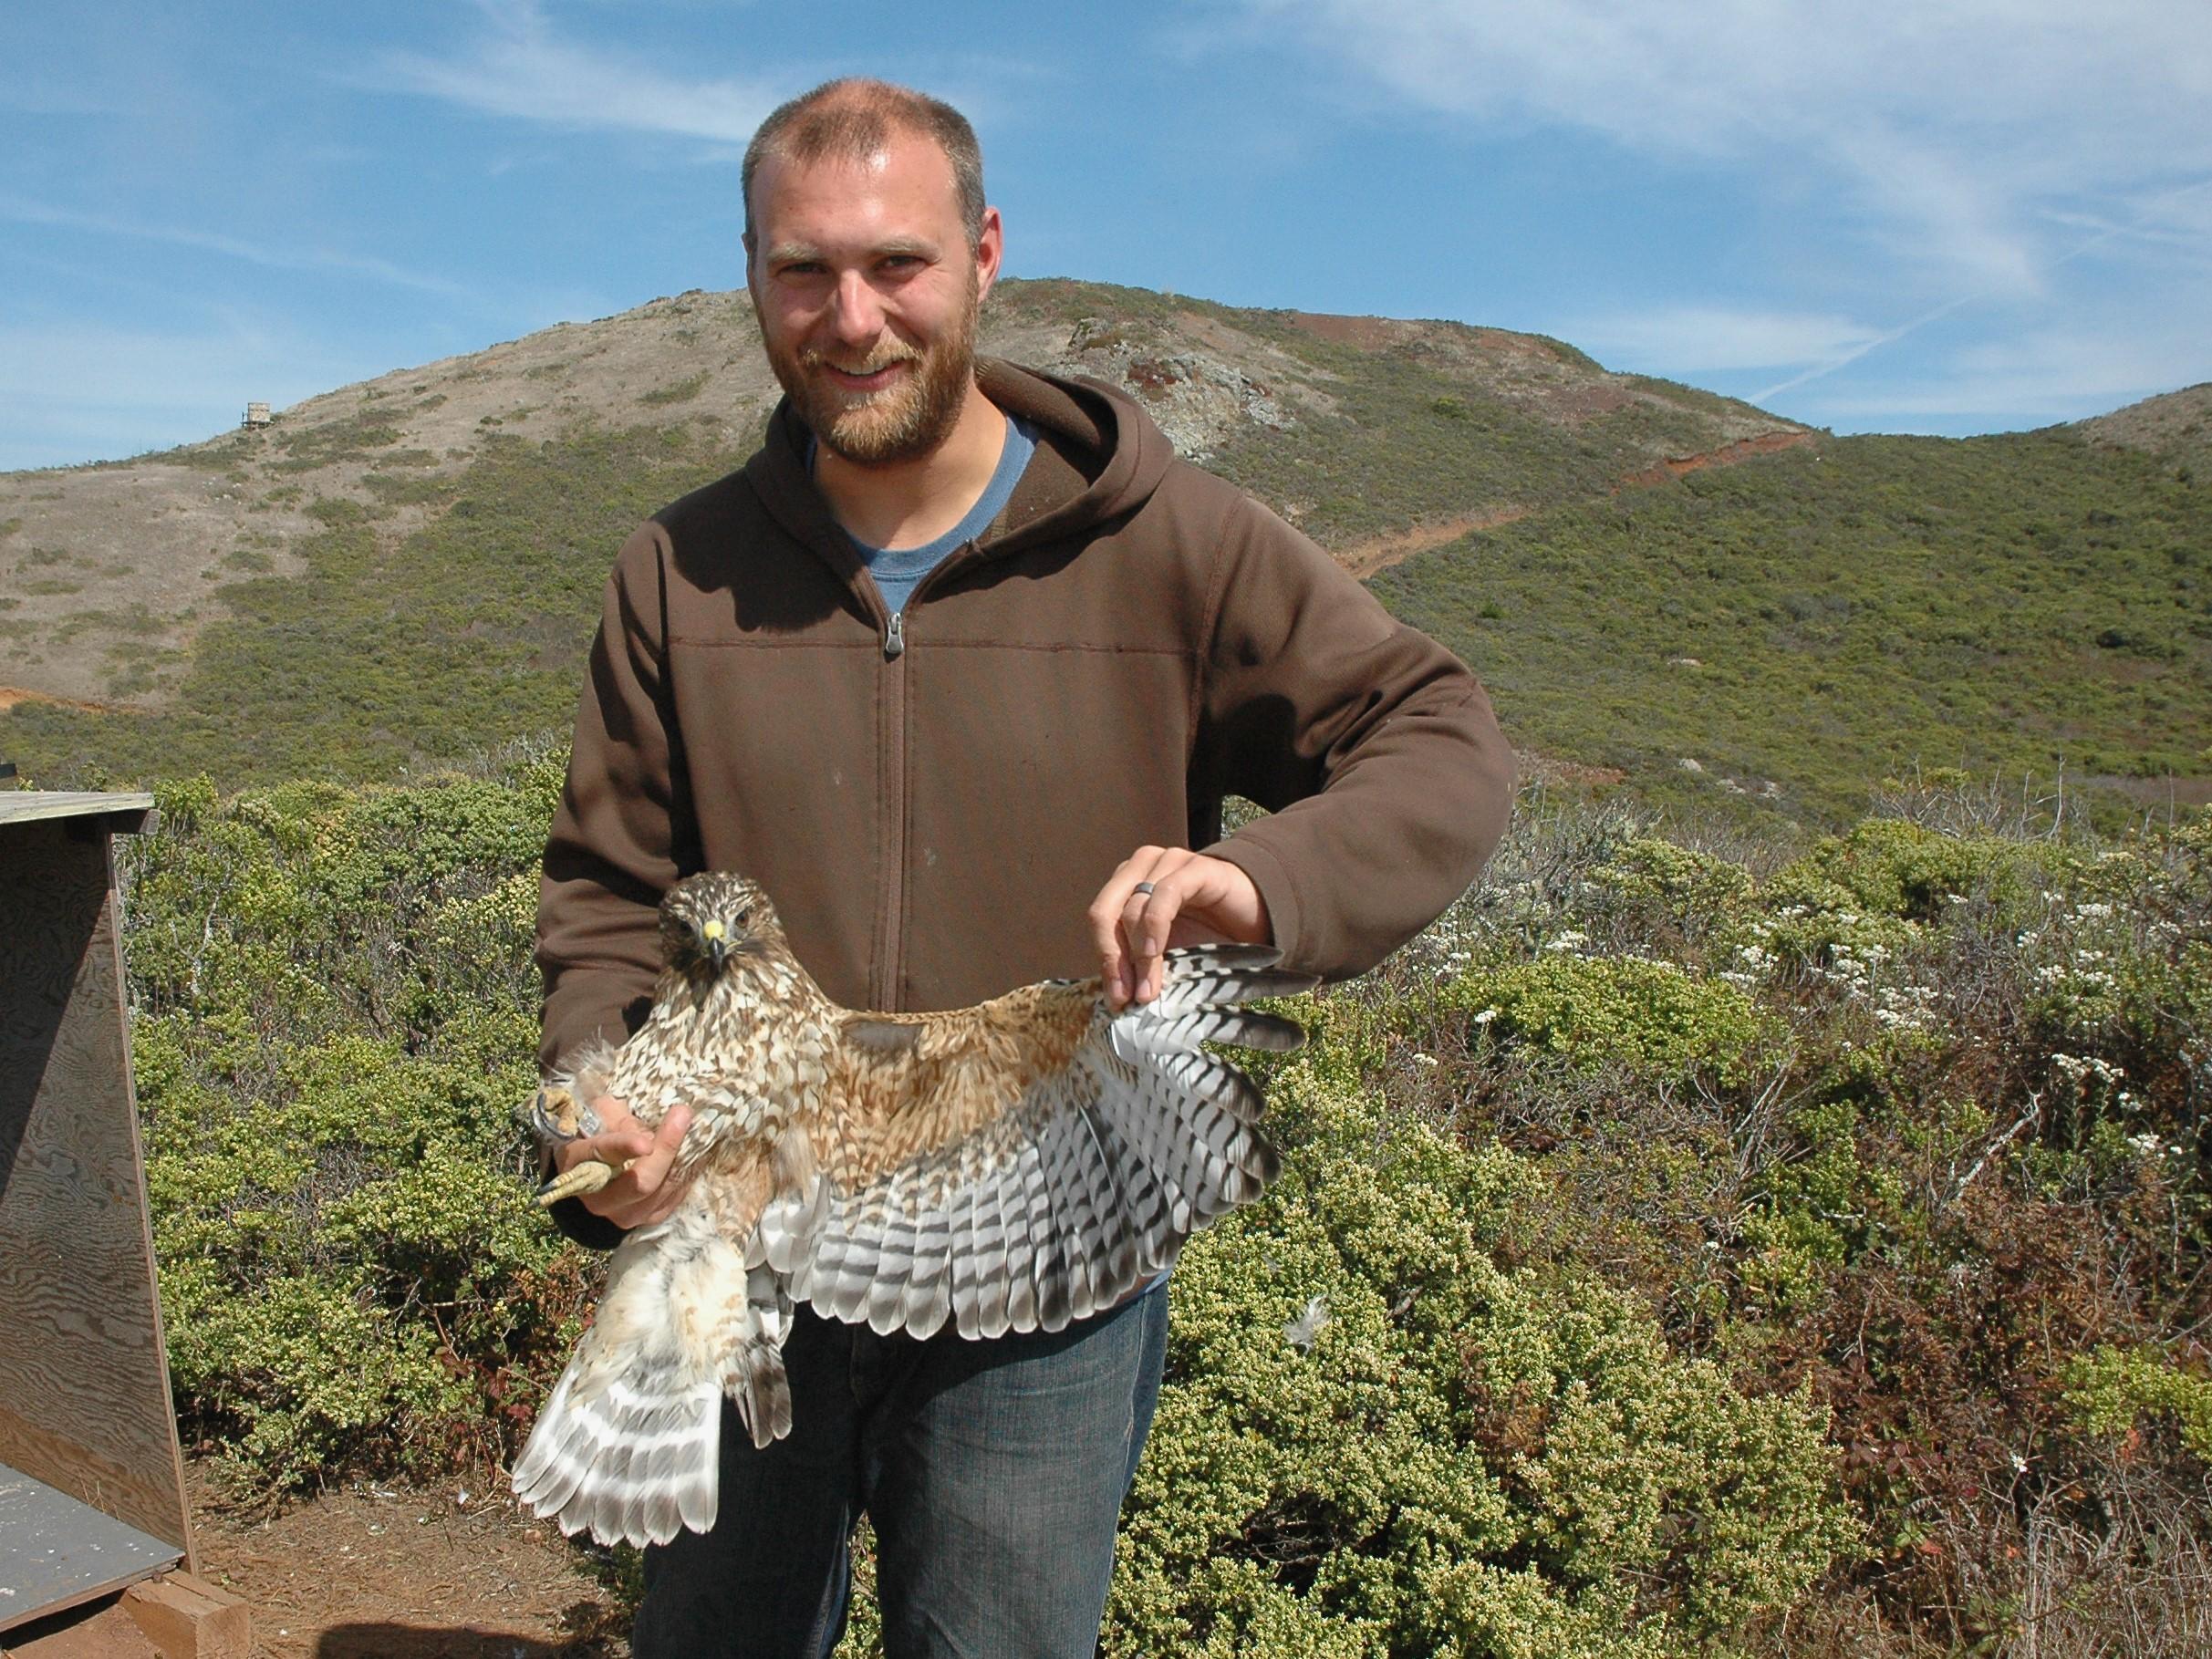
[1090,847,1272,1010]
[550,1096,696,1229]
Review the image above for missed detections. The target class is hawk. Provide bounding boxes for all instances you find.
[511,870,1314,1548]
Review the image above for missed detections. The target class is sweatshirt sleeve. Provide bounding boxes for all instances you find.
[1197,495,1514,981]
[536,521,695,1073]
[535,524,698,1248]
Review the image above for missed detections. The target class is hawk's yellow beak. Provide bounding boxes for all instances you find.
[702,920,726,942]
[700,917,732,968]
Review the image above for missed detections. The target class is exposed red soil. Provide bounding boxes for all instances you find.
[0,685,122,714]
[1283,311,1404,350]
[1615,429,1818,491]
[1335,506,1537,579]
[1331,429,1819,579]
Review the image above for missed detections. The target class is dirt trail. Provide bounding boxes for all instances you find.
[1336,506,1536,578]
[0,685,122,714]
[1333,429,1818,578]
[1614,429,1817,490]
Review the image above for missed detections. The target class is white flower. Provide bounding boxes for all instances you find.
[1471,1007,1499,1026]
[2130,1132,2164,1156]
[1284,1293,1332,1353]
[1545,930,1589,952]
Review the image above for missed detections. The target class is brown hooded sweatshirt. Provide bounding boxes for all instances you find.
[537,358,1514,1086]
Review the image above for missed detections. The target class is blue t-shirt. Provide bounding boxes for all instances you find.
[836,415,1038,616]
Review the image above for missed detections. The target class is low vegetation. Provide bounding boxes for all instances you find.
[121,761,2210,1656]
[1373,429,2212,826]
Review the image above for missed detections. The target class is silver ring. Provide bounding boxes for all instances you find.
[1134,881,1157,896]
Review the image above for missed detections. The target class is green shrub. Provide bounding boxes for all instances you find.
[125,757,586,1484]
[1442,955,1774,1084]
[2061,1344,2212,1461]
[1107,1073,1854,1656]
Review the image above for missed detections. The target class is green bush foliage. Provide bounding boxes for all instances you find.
[126,754,588,1482]
[113,765,2211,1654]
[1110,1073,1853,1657]
[1371,430,2212,826]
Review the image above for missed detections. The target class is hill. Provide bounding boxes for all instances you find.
[0,278,1799,786]
[3,280,2207,826]
[2077,380,2212,484]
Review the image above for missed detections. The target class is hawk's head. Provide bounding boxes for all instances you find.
[659,871,784,978]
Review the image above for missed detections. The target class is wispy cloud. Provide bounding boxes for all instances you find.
[1239,0,2212,297]
[1886,323,2212,417]
[369,0,779,146]
[1580,306,1885,374]
[0,193,472,299]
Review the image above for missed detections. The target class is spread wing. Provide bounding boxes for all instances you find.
[756,946,1313,1342]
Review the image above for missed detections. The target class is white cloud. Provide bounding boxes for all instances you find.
[1579,306,1884,373]
[1241,0,2212,297]
[369,0,778,147]
[1795,319,2212,425]
[0,193,472,300]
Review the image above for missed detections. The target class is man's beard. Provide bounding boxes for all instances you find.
[771,272,979,468]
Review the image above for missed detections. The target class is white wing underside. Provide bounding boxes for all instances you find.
[762,945,1311,1342]
[513,943,1309,1547]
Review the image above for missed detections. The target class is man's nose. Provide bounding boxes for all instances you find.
[829,271,886,346]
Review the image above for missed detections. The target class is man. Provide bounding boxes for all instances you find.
[535,78,1513,1657]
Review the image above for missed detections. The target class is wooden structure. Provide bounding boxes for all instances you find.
[0,792,194,1634]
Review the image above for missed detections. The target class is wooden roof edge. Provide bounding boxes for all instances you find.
[0,790,159,834]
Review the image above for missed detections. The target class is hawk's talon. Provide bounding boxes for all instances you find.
[536,1156,631,1208]
[530,1084,603,1145]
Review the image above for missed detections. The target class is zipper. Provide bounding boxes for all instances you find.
[868,546,970,1007]
[873,600,909,1008]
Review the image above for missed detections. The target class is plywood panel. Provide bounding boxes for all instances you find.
[0,817,189,1558]
[0,1462,181,1633]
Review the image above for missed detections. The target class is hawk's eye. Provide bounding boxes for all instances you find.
[734,907,753,929]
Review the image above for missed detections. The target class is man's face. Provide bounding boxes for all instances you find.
[746,133,1001,467]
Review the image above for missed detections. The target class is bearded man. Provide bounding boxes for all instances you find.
[535,77,1514,1658]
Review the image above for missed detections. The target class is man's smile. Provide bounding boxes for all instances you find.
[821,360,907,392]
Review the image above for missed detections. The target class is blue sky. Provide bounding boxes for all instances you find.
[4,0,2207,471]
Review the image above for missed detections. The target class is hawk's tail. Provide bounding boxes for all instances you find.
[511,1222,792,1547]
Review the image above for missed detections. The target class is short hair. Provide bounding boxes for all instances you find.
[742,78,986,249]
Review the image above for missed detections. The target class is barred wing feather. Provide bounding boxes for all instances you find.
[786,945,1311,1343]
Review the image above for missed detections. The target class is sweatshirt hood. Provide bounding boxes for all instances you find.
[739,357,1177,586]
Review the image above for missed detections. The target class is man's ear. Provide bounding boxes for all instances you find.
[972,205,1003,305]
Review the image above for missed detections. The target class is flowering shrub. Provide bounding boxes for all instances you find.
[119,767,2209,1654]
[1107,1074,1854,1657]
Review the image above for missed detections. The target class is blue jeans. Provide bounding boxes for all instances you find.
[629,1276,1170,1658]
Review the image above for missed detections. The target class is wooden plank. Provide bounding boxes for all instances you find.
[0,821,191,1560]
[120,1575,249,1659]
[0,796,153,832]
[0,1464,182,1634]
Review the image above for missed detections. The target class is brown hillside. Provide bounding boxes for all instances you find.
[0,279,1802,713]
[2076,381,2211,472]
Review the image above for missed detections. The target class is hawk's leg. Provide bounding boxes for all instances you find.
[529,1084,605,1144]
[529,1084,628,1208]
